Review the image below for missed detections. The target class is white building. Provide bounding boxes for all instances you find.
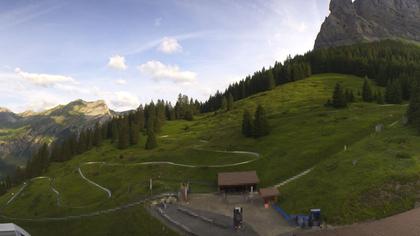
[0,223,30,236]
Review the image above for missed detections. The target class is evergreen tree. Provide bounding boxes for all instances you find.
[227,93,234,111]
[385,79,403,104]
[407,81,420,133]
[265,70,275,90]
[117,120,129,149]
[38,143,49,174]
[221,96,228,111]
[332,83,347,108]
[184,109,194,121]
[93,123,102,146]
[110,121,119,143]
[242,110,253,137]
[253,105,270,138]
[362,79,373,102]
[129,123,139,145]
[136,106,145,131]
[145,129,157,150]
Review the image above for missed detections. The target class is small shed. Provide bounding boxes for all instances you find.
[259,187,279,206]
[0,223,31,236]
[218,171,260,193]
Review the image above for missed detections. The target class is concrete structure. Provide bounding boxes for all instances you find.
[0,223,30,236]
[217,171,259,193]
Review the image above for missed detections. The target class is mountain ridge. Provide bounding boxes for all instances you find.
[0,99,117,165]
[315,0,420,49]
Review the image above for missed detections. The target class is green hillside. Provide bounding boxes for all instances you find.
[0,74,410,235]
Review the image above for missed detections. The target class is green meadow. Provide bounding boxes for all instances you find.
[0,74,412,235]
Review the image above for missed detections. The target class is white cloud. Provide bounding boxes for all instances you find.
[108,91,139,111]
[107,55,127,70]
[15,68,77,87]
[115,79,127,85]
[138,60,196,84]
[157,37,182,54]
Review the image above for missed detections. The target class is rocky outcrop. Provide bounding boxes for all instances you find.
[0,100,116,165]
[315,0,420,49]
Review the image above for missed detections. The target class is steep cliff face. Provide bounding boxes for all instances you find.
[315,0,420,49]
[0,100,115,165]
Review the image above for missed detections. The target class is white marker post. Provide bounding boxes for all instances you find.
[149,178,153,196]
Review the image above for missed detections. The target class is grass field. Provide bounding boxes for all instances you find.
[0,73,412,235]
[279,122,420,225]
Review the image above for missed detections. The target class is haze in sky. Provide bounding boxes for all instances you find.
[0,0,329,112]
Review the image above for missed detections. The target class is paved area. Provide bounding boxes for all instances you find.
[180,193,295,236]
[153,204,258,236]
[289,206,420,236]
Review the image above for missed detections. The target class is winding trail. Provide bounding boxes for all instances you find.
[5,183,28,205]
[5,177,61,207]
[273,168,314,188]
[75,145,261,198]
[78,167,112,198]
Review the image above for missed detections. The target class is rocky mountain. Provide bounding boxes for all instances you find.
[315,0,420,49]
[0,100,115,166]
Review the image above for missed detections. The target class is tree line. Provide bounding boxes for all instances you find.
[4,94,200,190]
[202,40,420,113]
[200,57,311,113]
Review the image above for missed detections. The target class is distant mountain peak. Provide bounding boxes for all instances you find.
[44,99,112,117]
[0,107,12,113]
[315,0,420,49]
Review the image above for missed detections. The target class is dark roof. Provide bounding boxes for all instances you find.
[259,187,279,198]
[218,171,260,187]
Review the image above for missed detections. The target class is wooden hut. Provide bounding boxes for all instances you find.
[217,171,260,193]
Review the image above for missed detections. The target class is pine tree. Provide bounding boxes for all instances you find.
[129,123,139,145]
[38,143,49,174]
[253,105,270,138]
[332,83,347,108]
[118,120,129,149]
[93,123,102,147]
[385,79,403,104]
[265,70,275,90]
[110,121,119,143]
[184,109,194,121]
[407,81,420,133]
[242,110,253,137]
[221,96,228,111]
[145,129,157,150]
[227,93,234,111]
[362,79,373,102]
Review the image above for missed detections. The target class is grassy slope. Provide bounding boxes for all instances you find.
[0,74,410,235]
[280,122,420,225]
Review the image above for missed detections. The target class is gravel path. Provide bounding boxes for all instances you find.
[274,168,314,188]
[5,183,28,205]
[78,166,112,198]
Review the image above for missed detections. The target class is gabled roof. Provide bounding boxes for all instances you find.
[218,171,260,186]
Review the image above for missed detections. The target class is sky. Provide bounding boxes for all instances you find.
[0,0,330,112]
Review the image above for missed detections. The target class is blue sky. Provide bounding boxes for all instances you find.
[0,0,329,112]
